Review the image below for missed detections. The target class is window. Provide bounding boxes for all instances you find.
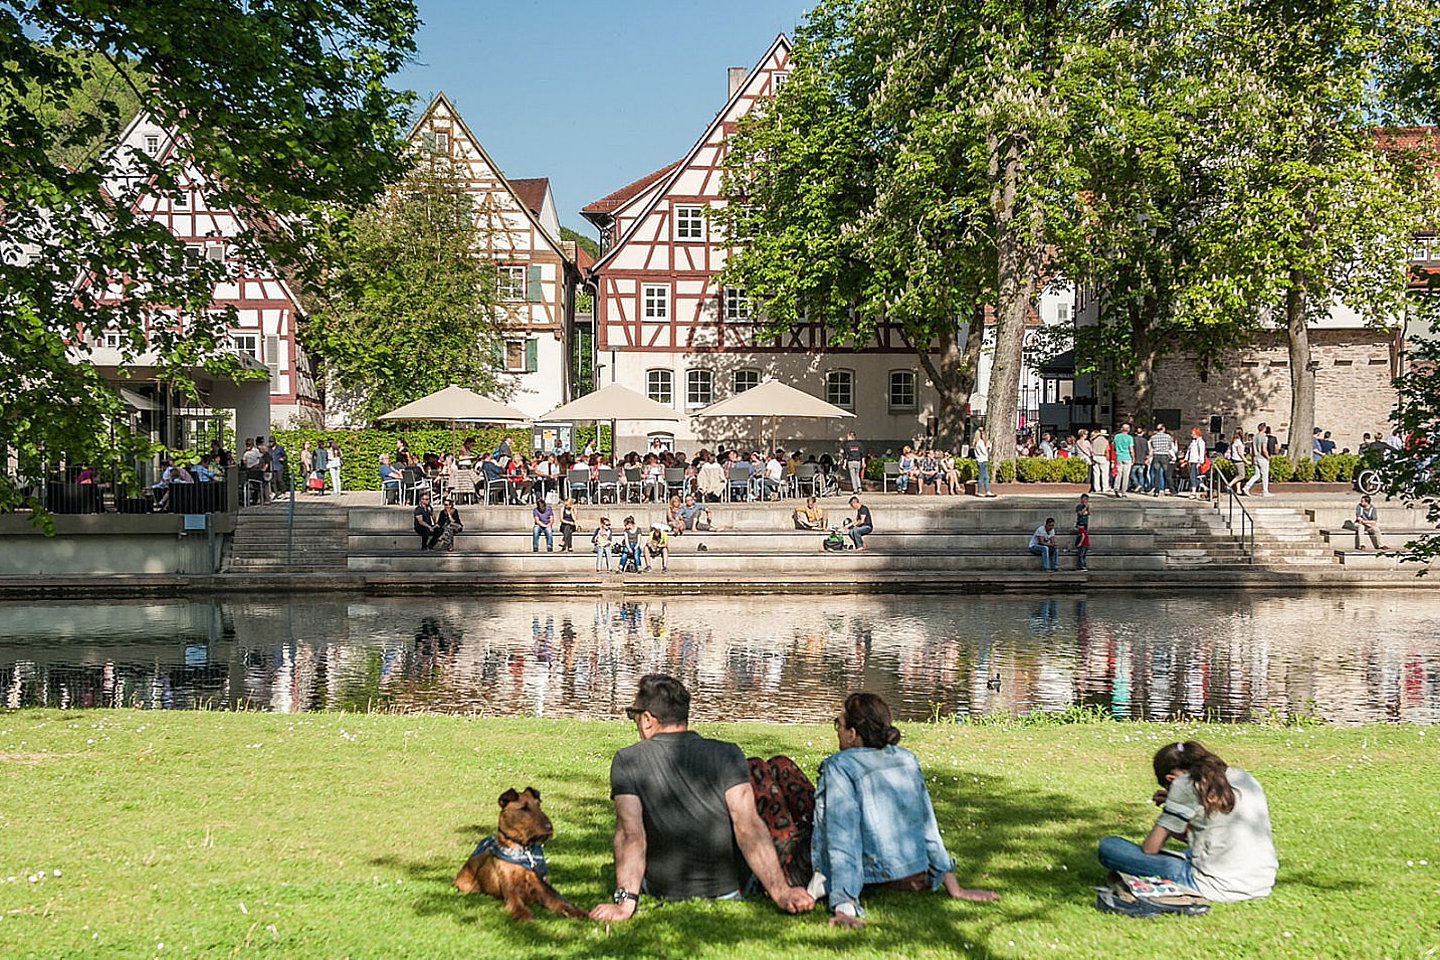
[228,333,260,360]
[1410,238,1432,262]
[643,284,670,322]
[686,369,713,406]
[434,131,450,153]
[675,206,705,241]
[184,243,204,268]
[889,370,918,411]
[143,134,160,155]
[826,369,854,410]
[646,369,674,406]
[724,287,751,322]
[498,339,538,373]
[102,327,125,350]
[173,190,189,210]
[1055,302,1071,325]
[772,71,790,91]
[733,368,760,393]
[505,340,525,371]
[498,266,526,300]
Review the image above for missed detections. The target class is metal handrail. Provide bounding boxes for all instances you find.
[1213,483,1255,562]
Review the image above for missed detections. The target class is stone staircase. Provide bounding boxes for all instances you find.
[225,503,350,573]
[1247,504,1337,566]
[1143,502,1253,569]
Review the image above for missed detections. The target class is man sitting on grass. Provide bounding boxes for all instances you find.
[590,674,815,922]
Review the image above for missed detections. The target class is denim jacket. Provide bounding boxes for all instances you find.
[810,745,955,912]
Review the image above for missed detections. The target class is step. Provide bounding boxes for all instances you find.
[346,531,1160,554]
[345,551,1169,574]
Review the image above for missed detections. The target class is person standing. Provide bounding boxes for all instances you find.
[327,439,343,497]
[1113,424,1134,498]
[1354,495,1388,550]
[1075,429,1094,493]
[1075,492,1091,532]
[1074,523,1090,572]
[310,441,328,495]
[1312,427,1325,463]
[1029,517,1060,572]
[846,496,873,550]
[1149,424,1174,496]
[1243,427,1270,497]
[841,432,865,495]
[1184,427,1207,498]
[973,428,993,498]
[1130,427,1149,495]
[1223,428,1248,495]
[1091,429,1112,495]
[532,498,556,552]
[268,436,289,498]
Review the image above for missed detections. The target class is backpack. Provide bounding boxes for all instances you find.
[823,531,847,552]
[1095,872,1210,918]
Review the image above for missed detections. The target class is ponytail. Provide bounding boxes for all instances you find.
[842,692,902,749]
[1153,741,1235,816]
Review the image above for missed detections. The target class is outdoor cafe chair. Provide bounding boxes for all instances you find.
[595,467,620,503]
[621,466,643,502]
[450,468,477,505]
[794,463,820,498]
[664,467,689,499]
[882,461,902,493]
[726,463,752,502]
[400,467,431,505]
[565,467,592,502]
[484,473,508,505]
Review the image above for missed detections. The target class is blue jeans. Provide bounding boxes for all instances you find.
[849,523,873,548]
[532,524,553,551]
[1097,836,1195,888]
[1150,458,1171,494]
[619,543,643,571]
[1130,463,1148,493]
[1029,543,1058,570]
[977,461,990,495]
[595,544,611,571]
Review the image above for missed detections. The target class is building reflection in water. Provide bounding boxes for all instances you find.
[1,593,1438,724]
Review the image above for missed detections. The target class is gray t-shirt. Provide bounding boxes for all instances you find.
[610,731,751,899]
[1155,767,1278,901]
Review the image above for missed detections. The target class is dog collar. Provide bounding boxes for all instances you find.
[472,835,549,880]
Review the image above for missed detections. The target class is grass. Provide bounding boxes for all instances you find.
[0,712,1436,960]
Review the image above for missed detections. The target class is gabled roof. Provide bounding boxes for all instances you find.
[581,160,682,217]
[589,34,790,274]
[509,177,550,217]
[408,92,572,264]
[574,244,596,272]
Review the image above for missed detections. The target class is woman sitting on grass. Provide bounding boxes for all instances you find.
[810,693,998,928]
[1097,741,1277,902]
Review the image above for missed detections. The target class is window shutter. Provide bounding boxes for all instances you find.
[527,265,543,302]
[265,335,281,393]
[493,341,505,369]
[524,338,538,373]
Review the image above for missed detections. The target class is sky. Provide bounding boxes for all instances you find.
[392,0,816,241]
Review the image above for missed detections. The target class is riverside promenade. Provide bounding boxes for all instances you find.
[4,488,1436,598]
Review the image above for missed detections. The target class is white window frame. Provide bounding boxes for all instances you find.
[498,265,526,301]
[772,71,790,91]
[434,131,450,153]
[642,284,670,322]
[826,369,855,411]
[646,368,674,406]
[686,368,714,407]
[102,327,125,350]
[172,190,189,210]
[888,369,918,412]
[724,287,751,322]
[143,134,160,155]
[733,368,760,394]
[228,332,260,360]
[674,206,705,241]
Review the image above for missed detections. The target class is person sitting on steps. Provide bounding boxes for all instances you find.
[794,496,826,530]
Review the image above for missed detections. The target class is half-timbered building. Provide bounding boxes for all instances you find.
[97,112,322,431]
[582,34,1073,452]
[406,93,579,419]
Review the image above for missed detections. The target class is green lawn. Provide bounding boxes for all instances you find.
[0,711,1436,959]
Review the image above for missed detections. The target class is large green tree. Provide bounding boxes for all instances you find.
[1,1,417,513]
[304,154,507,422]
[717,0,1100,455]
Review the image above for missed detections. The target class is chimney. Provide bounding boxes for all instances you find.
[728,67,748,99]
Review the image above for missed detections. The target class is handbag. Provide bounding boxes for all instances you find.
[306,475,324,491]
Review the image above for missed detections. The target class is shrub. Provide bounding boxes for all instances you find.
[952,458,978,482]
[1015,457,1049,483]
[865,456,896,482]
[996,459,1017,484]
[1059,457,1090,484]
[1316,453,1359,483]
[1268,455,1294,483]
[1292,457,1316,482]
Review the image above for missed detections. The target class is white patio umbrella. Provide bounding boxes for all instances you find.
[378,385,529,454]
[693,378,855,452]
[535,383,684,454]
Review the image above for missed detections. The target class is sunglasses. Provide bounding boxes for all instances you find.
[624,707,644,721]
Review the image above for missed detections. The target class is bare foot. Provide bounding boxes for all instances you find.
[950,888,1000,902]
[829,913,865,929]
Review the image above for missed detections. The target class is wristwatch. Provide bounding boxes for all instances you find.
[612,888,640,906]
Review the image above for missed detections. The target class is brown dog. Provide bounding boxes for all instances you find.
[454,787,587,921]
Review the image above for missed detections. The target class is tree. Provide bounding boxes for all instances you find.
[0,1,417,513]
[304,154,507,422]
[1225,0,1436,453]
[717,0,1099,455]
[560,226,600,261]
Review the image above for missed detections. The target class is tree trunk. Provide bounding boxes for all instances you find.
[986,131,1042,462]
[916,308,985,449]
[1285,269,1314,458]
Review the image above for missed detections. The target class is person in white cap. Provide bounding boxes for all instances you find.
[646,522,670,573]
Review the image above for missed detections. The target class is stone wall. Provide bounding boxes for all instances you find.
[1147,328,1400,453]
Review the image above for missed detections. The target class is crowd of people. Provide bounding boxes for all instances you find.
[577,674,1274,927]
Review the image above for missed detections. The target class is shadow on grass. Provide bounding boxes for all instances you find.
[370,754,1133,959]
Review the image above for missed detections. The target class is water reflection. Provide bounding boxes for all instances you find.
[2,593,1438,724]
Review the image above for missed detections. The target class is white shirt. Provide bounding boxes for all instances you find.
[1187,437,1206,463]
[766,458,784,482]
[973,439,988,462]
[1029,524,1056,549]
[241,447,261,469]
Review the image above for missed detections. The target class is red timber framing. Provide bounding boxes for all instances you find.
[91,113,319,418]
[587,34,912,359]
[407,93,576,339]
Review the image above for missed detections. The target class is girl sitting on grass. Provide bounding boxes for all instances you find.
[810,693,998,928]
[1097,741,1277,902]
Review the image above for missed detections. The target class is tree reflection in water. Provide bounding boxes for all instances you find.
[1,593,1438,723]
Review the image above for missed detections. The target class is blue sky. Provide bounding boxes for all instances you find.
[393,0,815,240]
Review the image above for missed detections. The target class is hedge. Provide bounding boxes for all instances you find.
[864,456,1086,485]
[1210,453,1359,485]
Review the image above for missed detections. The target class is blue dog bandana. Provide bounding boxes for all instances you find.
[471,836,549,880]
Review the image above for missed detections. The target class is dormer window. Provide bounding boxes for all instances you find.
[434,131,450,153]
[144,134,160,155]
